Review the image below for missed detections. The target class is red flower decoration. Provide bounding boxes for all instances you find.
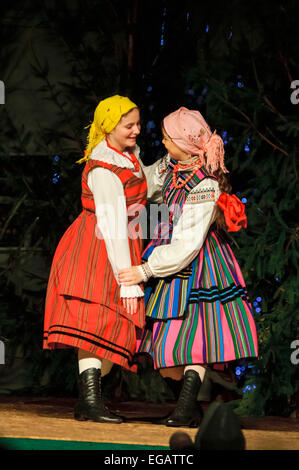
[216,193,247,232]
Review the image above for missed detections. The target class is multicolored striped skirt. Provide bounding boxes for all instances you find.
[137,230,258,368]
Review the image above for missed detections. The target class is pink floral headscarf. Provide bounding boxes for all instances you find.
[163,107,228,173]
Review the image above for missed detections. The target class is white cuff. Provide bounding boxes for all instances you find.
[120,285,144,298]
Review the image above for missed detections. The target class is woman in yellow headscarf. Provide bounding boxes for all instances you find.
[43,95,148,423]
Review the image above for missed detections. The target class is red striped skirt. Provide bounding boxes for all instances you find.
[43,210,144,372]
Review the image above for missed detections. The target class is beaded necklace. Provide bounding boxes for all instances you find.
[172,157,202,189]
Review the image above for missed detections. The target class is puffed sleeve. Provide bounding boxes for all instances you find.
[139,154,170,203]
[88,167,144,298]
[147,178,220,277]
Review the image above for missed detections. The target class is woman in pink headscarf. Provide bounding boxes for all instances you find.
[119,107,258,427]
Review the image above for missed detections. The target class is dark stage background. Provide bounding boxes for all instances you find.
[0,0,298,417]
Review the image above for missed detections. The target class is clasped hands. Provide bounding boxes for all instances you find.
[119,266,144,316]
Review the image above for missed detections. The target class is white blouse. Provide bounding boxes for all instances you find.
[144,155,221,277]
[88,139,145,298]
[146,177,220,277]
[88,140,221,294]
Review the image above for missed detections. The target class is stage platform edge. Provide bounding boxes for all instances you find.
[0,397,298,451]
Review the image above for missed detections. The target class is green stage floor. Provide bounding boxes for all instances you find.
[0,437,168,451]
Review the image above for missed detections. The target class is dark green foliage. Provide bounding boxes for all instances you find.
[183,2,299,416]
[0,0,298,415]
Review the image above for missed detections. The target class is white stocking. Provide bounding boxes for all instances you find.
[184,364,206,382]
[78,357,102,374]
[77,350,114,376]
[78,349,102,374]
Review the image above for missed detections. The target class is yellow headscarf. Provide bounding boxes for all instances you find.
[77,95,137,164]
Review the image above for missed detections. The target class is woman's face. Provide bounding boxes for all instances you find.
[107,108,141,152]
[161,129,190,161]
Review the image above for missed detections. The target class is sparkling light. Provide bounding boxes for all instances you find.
[146,120,155,133]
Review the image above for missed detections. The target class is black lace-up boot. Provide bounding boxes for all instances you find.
[165,369,203,427]
[74,368,123,423]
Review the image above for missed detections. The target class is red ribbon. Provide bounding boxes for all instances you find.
[105,138,140,172]
[216,193,247,232]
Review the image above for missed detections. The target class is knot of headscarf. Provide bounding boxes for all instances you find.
[77,95,137,164]
[163,107,228,174]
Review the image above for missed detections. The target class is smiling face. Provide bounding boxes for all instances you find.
[107,108,141,152]
[161,128,190,161]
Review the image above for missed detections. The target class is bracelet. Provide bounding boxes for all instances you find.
[138,263,153,282]
[142,262,153,280]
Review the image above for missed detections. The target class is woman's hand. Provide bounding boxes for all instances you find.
[119,266,143,315]
[122,297,138,315]
[118,266,143,285]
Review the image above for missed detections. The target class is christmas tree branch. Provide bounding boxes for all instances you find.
[209,78,289,156]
